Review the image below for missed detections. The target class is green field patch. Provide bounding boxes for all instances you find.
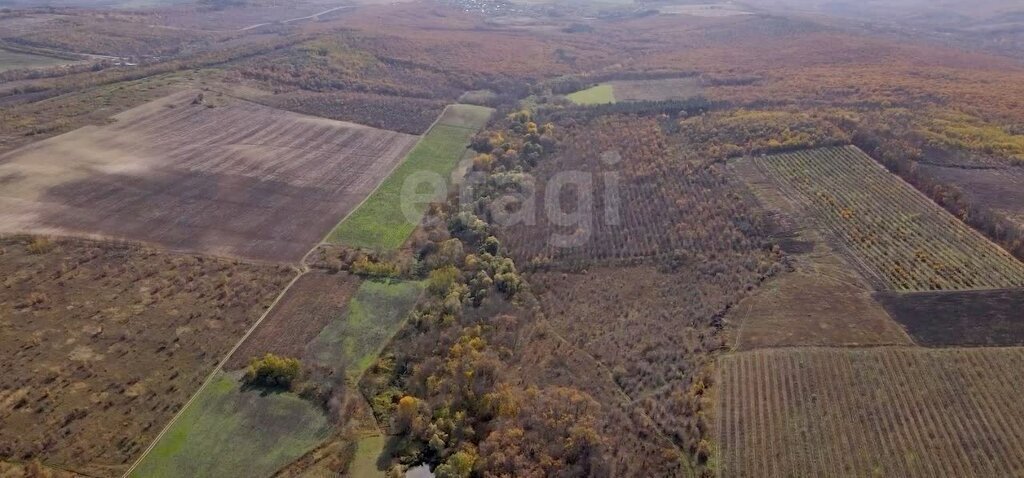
[566,83,616,105]
[348,434,388,478]
[0,48,74,72]
[131,371,331,478]
[306,279,423,378]
[327,104,493,250]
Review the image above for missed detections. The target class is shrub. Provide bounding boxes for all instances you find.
[494,271,522,298]
[481,236,501,255]
[427,265,460,297]
[351,255,400,278]
[447,212,488,243]
[243,353,301,389]
[432,239,465,268]
[26,237,54,255]
[435,449,477,478]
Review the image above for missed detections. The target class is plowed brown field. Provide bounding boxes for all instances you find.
[0,90,418,263]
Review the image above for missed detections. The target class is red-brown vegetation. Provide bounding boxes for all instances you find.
[258,90,446,134]
[496,115,778,270]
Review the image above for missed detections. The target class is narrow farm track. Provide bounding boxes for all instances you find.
[756,146,1024,291]
[716,347,1024,478]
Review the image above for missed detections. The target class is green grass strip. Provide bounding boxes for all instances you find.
[327,104,493,250]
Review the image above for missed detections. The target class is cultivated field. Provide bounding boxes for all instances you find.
[302,279,423,378]
[0,236,291,476]
[225,272,362,370]
[0,90,418,263]
[328,104,493,250]
[919,163,1024,228]
[134,278,421,476]
[717,347,1024,477]
[259,91,448,135]
[756,146,1024,291]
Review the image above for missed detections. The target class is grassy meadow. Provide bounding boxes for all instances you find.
[0,48,74,72]
[130,371,331,478]
[566,83,616,105]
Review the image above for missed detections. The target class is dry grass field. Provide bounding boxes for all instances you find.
[730,258,912,348]
[0,235,291,476]
[716,347,1024,477]
[0,90,418,263]
[0,460,83,477]
[607,77,703,102]
[756,146,1024,291]
[224,271,361,370]
[919,163,1024,228]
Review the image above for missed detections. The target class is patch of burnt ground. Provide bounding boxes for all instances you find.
[877,288,1024,346]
